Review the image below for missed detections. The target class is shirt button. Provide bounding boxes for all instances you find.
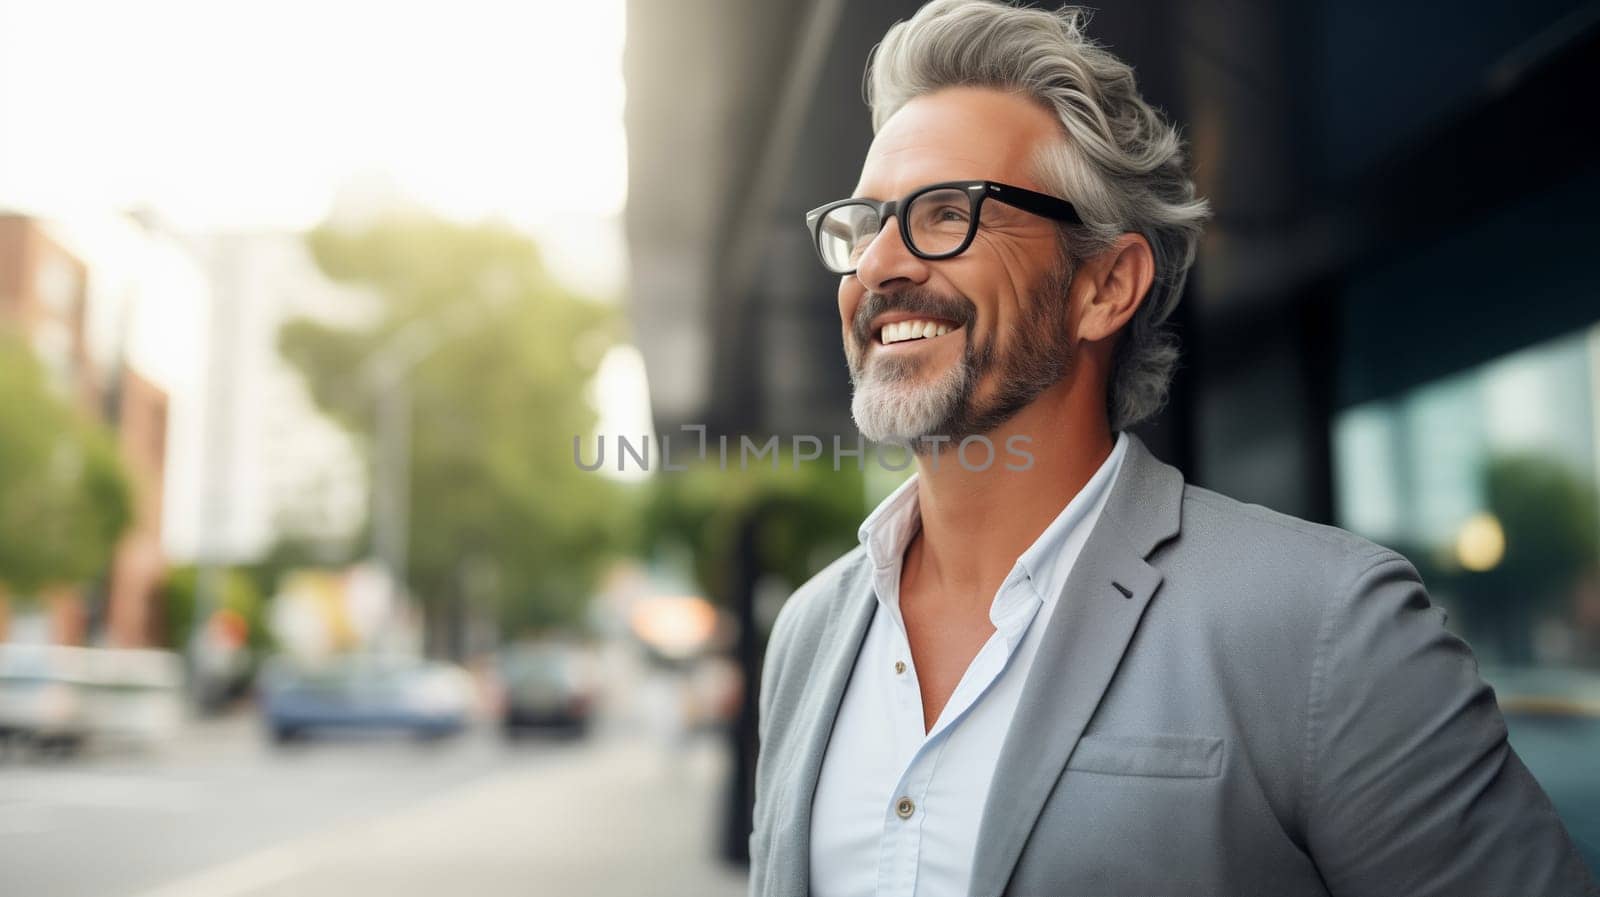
[896,797,915,819]
[894,660,906,675]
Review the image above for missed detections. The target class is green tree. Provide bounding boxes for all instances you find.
[1451,454,1600,664]
[638,449,868,608]
[279,215,630,652]
[0,329,132,599]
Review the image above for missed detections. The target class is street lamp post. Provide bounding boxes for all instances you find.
[361,319,438,651]
[369,365,413,640]
[360,292,509,655]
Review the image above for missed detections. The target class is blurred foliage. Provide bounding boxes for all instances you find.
[1411,453,1600,665]
[159,565,271,654]
[638,448,869,606]
[0,328,132,599]
[1484,454,1600,598]
[279,215,633,643]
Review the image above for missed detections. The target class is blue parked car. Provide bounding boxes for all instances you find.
[259,654,474,744]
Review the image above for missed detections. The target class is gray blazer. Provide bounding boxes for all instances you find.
[749,433,1597,897]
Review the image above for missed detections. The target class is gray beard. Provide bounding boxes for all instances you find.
[851,350,971,446]
[847,266,1074,450]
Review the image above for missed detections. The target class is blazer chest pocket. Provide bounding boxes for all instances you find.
[1065,733,1224,778]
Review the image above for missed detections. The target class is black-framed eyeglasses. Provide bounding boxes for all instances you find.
[804,179,1082,276]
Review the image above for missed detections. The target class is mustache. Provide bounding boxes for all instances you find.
[851,289,977,346]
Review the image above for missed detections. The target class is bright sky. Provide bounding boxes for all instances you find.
[0,0,654,477]
[0,0,629,296]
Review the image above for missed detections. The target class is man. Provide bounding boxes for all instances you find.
[748,2,1598,896]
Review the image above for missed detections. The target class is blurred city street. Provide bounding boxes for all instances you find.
[1,683,747,897]
[1,0,1598,888]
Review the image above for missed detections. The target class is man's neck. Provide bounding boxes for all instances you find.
[905,388,1114,612]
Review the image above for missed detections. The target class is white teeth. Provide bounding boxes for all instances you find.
[879,318,956,344]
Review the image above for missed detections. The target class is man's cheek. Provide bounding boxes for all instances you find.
[838,285,862,330]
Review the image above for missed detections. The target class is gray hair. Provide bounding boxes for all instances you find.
[866,0,1211,430]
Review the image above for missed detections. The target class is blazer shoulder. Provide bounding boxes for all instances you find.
[1179,483,1396,569]
[769,544,869,655]
[1172,484,1408,613]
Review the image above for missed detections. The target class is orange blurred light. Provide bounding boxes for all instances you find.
[629,596,717,659]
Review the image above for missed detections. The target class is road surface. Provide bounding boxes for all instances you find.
[0,710,748,897]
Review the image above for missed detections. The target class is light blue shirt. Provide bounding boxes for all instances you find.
[809,432,1129,897]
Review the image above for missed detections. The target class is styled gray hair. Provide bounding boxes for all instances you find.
[866,0,1211,431]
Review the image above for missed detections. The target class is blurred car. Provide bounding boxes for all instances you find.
[0,645,184,755]
[188,607,257,712]
[0,644,91,752]
[493,642,596,737]
[259,654,473,744]
[80,648,185,748]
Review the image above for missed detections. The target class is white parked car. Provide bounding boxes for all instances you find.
[0,644,91,750]
[0,644,185,754]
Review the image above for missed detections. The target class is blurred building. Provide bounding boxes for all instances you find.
[105,366,170,647]
[176,233,370,565]
[625,0,856,439]
[0,214,100,411]
[1,216,374,645]
[627,0,1600,870]
[0,213,171,646]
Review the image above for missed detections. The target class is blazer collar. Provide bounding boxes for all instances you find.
[768,432,1184,897]
[969,432,1184,896]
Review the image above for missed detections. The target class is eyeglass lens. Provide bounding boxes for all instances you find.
[815,187,974,271]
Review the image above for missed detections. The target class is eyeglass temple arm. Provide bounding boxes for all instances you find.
[987,182,1083,225]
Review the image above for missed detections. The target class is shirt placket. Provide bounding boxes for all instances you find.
[876,605,926,897]
[877,736,949,897]
[872,580,1036,897]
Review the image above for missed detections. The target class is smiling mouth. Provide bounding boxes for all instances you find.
[877,318,961,346]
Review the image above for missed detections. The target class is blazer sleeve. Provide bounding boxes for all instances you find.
[1304,549,1598,896]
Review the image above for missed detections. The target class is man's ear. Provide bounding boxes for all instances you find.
[1077,233,1155,344]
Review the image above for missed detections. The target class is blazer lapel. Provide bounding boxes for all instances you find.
[767,552,876,897]
[968,434,1185,897]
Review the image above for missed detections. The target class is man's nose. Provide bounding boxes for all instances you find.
[853,216,930,293]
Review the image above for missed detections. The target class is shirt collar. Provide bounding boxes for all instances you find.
[857,468,922,570]
[855,432,1131,636]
